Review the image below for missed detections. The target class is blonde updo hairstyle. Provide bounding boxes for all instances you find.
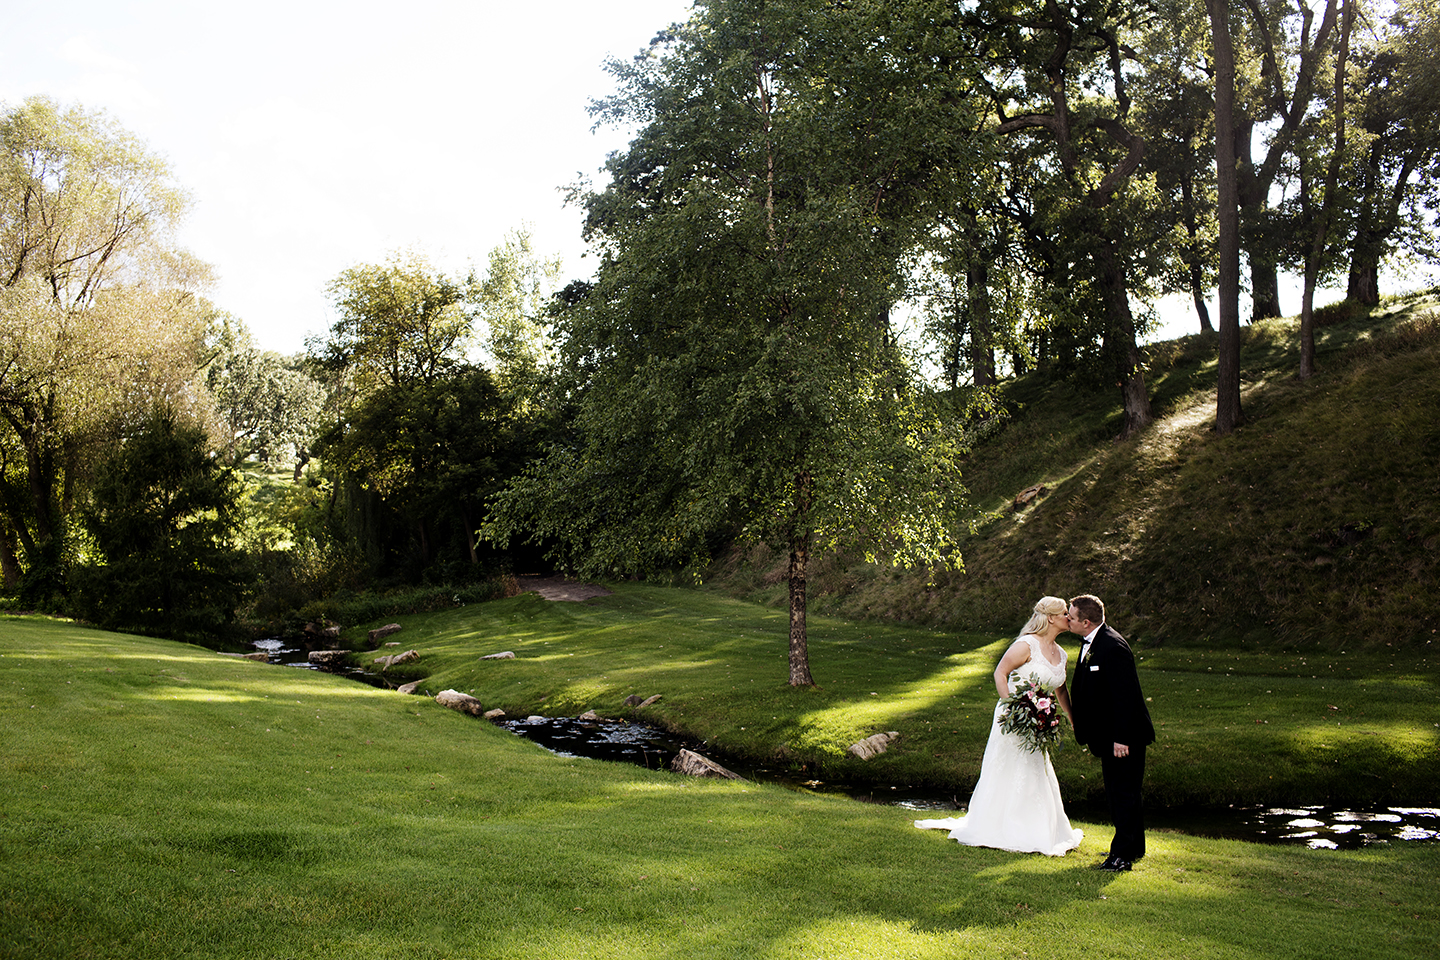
[1018,596,1068,638]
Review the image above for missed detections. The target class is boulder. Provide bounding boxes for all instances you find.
[481,651,516,660]
[846,731,900,760]
[638,694,663,708]
[305,622,342,639]
[578,710,601,721]
[308,650,349,666]
[240,652,270,662]
[483,708,506,720]
[396,680,421,695]
[369,623,403,643]
[670,749,743,780]
[435,689,484,717]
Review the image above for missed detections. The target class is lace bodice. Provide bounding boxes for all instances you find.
[1008,635,1068,693]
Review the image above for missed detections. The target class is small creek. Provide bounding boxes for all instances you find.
[256,638,1439,850]
[497,715,1440,851]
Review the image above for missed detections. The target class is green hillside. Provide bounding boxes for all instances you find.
[712,292,1440,650]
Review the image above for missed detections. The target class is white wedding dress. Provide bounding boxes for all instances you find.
[915,635,1083,856]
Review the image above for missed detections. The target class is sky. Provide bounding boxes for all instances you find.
[1,0,693,354]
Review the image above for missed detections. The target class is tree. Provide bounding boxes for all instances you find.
[1208,0,1246,432]
[74,406,249,639]
[0,96,209,601]
[308,251,473,400]
[1132,0,1221,335]
[916,206,1031,390]
[475,226,562,409]
[974,0,1160,437]
[1231,0,1342,321]
[315,366,526,578]
[202,312,325,470]
[1343,0,1440,304]
[490,0,981,686]
[1290,0,1357,380]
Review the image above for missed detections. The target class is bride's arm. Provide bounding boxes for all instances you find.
[1056,682,1075,727]
[992,640,1031,699]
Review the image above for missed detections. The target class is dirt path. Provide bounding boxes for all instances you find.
[516,576,613,602]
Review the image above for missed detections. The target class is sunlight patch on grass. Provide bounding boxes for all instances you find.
[1286,722,1440,754]
[775,915,962,958]
[13,647,221,667]
[135,687,271,704]
[798,658,999,738]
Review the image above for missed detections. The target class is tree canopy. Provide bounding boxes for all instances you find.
[0,96,210,602]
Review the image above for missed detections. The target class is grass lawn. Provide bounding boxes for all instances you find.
[3,591,1438,959]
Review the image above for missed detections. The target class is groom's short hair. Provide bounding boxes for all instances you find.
[1069,594,1105,625]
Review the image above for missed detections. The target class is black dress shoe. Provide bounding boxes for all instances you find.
[1099,857,1133,872]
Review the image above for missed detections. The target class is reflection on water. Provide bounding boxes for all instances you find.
[1238,805,1440,849]
[250,637,390,688]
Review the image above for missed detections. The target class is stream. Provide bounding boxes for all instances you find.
[257,638,1439,850]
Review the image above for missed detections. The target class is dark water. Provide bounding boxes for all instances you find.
[252,639,1439,849]
[250,637,392,688]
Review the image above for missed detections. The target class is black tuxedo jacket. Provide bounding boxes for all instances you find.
[1070,623,1155,759]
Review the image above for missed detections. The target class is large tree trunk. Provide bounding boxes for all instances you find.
[1209,0,1244,433]
[1346,255,1380,306]
[1346,151,1418,307]
[1235,120,1283,322]
[1096,242,1152,438]
[1249,258,1282,321]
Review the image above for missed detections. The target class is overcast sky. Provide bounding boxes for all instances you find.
[2,0,693,353]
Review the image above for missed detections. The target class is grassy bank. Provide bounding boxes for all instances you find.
[710,293,1440,650]
[342,584,1440,809]
[3,611,1438,959]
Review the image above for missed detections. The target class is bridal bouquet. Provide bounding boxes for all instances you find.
[999,678,1063,754]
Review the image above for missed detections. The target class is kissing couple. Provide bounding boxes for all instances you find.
[916,595,1155,871]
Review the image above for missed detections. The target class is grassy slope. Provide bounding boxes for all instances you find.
[713,294,1440,650]
[4,614,1438,959]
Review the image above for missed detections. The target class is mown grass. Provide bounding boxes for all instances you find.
[714,292,1440,650]
[3,611,1438,959]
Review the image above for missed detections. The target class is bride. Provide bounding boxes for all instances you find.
[915,596,1084,856]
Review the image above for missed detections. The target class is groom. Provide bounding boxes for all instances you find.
[1066,594,1155,872]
